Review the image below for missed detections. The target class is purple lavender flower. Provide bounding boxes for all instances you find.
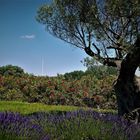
[1,110,138,140]
[0,112,48,139]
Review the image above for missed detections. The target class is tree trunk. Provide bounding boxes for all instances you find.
[114,36,140,116]
[114,76,140,116]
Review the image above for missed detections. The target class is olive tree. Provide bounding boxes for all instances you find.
[36,0,140,116]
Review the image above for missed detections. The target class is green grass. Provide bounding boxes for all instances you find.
[0,101,80,114]
[0,100,117,114]
[0,133,24,140]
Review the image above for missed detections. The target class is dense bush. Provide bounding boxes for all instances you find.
[0,64,118,109]
[0,74,117,109]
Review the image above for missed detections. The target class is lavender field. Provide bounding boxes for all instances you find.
[0,108,140,140]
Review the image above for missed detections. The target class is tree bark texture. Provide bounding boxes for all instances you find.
[114,36,140,116]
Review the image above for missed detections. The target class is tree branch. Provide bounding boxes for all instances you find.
[84,45,122,69]
[107,46,123,51]
[92,43,100,56]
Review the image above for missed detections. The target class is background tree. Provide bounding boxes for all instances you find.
[37,0,140,116]
[64,70,85,80]
[0,65,24,77]
[82,57,118,79]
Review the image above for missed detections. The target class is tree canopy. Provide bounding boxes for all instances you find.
[0,65,24,77]
[37,0,140,69]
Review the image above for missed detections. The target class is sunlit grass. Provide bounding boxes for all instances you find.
[0,101,117,115]
[0,101,81,114]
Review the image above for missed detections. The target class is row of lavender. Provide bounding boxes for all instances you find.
[0,110,140,140]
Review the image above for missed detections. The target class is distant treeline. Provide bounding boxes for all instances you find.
[0,64,117,79]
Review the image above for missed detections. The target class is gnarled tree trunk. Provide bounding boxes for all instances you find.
[114,76,140,116]
[114,36,140,116]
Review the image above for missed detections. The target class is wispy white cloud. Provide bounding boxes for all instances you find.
[20,34,35,39]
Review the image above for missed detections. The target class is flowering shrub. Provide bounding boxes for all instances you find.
[0,73,117,109]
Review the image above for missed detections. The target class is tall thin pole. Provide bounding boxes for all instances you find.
[42,57,44,76]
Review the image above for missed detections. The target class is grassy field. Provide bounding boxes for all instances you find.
[0,101,80,114]
[0,101,117,114]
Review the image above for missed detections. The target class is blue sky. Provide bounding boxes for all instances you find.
[0,0,88,76]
